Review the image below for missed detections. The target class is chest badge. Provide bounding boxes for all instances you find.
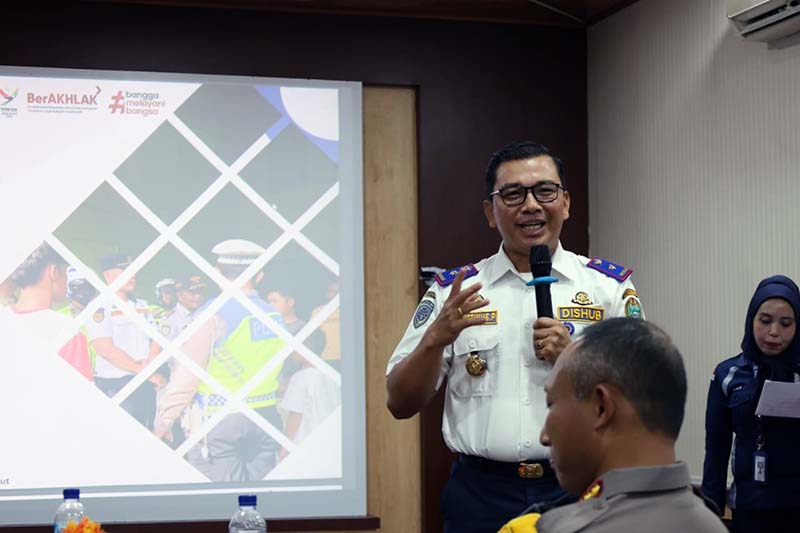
[571,292,593,306]
[465,351,487,377]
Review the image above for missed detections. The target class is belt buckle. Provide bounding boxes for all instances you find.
[518,462,544,479]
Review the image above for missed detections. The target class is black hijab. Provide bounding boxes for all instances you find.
[741,275,800,383]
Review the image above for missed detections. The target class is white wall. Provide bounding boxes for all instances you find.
[589,0,800,478]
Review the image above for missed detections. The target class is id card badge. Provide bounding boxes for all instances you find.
[753,451,768,484]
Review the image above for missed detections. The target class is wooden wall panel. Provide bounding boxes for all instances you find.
[362,86,420,533]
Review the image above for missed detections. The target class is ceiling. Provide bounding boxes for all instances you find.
[84,0,642,27]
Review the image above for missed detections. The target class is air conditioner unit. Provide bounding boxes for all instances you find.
[728,0,800,41]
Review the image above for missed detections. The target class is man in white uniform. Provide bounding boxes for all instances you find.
[386,141,645,533]
[162,275,206,340]
[278,330,340,460]
[86,253,164,429]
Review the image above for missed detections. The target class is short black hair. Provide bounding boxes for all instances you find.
[267,287,292,298]
[11,242,67,288]
[484,141,565,198]
[564,318,687,440]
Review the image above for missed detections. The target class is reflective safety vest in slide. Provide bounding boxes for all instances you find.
[149,304,168,325]
[197,310,285,411]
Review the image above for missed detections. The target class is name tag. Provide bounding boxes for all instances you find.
[557,306,605,323]
[463,310,498,325]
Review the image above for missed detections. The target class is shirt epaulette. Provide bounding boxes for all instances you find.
[434,263,479,287]
[586,257,633,282]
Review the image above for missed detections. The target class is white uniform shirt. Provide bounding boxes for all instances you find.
[163,303,192,341]
[387,242,644,462]
[86,297,155,378]
[279,367,342,443]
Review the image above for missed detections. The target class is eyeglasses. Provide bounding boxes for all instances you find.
[489,181,566,207]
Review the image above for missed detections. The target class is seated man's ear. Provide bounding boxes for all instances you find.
[591,384,616,430]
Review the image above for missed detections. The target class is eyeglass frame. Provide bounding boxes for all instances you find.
[488,181,567,207]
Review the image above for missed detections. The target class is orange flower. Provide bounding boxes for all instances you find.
[62,516,106,533]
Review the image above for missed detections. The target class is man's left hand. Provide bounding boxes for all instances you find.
[532,317,571,364]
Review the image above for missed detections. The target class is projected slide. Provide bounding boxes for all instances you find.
[0,68,364,523]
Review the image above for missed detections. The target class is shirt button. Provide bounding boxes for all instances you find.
[526,287,534,293]
[468,339,476,349]
[524,359,532,367]
[525,323,532,329]
[525,440,532,447]
[523,398,531,405]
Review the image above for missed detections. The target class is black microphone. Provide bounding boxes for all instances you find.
[529,245,554,319]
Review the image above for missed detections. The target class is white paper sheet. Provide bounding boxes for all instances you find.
[755,380,800,418]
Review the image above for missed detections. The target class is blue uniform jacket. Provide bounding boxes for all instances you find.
[702,354,800,513]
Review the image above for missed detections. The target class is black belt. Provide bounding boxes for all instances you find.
[457,454,556,479]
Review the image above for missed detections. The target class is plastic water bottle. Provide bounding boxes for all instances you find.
[229,494,266,533]
[54,488,85,533]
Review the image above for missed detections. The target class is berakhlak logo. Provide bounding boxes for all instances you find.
[109,90,125,114]
[0,88,18,106]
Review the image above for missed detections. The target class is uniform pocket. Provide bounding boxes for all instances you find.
[727,387,753,408]
[450,332,499,398]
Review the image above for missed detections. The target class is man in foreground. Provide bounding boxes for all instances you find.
[386,142,643,532]
[500,318,726,532]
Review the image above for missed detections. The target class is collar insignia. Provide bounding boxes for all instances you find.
[581,479,604,501]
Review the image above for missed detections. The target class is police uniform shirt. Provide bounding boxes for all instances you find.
[387,242,644,462]
[86,297,155,379]
[163,303,192,341]
[536,464,728,533]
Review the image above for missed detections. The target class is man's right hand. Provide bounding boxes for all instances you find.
[422,268,490,349]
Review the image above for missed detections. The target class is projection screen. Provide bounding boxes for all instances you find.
[0,66,364,524]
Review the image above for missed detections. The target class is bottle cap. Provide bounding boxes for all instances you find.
[238,494,257,507]
[63,488,80,500]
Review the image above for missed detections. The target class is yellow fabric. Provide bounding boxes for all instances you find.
[497,512,541,533]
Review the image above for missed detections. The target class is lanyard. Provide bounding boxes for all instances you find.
[756,415,765,451]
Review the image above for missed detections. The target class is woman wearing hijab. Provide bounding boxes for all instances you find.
[702,275,800,533]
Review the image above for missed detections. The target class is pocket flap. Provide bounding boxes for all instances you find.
[453,332,499,356]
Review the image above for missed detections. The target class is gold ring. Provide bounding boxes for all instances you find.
[457,307,463,317]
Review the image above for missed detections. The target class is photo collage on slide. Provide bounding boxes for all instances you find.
[1,83,343,483]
